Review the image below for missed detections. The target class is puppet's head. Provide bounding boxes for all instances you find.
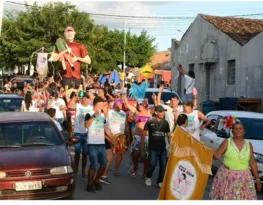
[64,27,76,42]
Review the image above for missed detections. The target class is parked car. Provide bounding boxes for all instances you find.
[200,110,263,183]
[11,76,33,91]
[0,94,23,112]
[0,112,79,199]
[129,88,183,107]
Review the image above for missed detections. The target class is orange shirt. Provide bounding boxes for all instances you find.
[63,41,89,79]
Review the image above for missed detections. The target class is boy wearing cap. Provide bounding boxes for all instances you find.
[62,26,91,88]
[143,105,170,188]
[74,91,93,177]
[85,96,114,192]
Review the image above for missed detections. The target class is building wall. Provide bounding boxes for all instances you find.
[172,15,263,111]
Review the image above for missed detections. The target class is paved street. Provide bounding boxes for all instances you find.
[72,150,263,200]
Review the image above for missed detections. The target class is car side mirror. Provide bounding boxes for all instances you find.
[216,130,228,138]
[67,137,80,146]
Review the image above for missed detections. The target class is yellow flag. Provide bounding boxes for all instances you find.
[140,64,154,79]
[158,126,213,200]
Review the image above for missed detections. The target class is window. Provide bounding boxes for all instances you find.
[144,91,181,106]
[238,118,263,140]
[217,117,231,137]
[0,122,63,147]
[0,98,23,112]
[189,63,194,72]
[227,60,235,85]
[205,115,219,131]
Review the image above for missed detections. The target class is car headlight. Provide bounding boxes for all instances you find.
[0,172,6,179]
[50,166,73,175]
[254,152,263,164]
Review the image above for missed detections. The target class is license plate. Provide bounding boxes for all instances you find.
[15,181,42,191]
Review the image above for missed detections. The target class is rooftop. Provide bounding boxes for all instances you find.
[200,14,263,46]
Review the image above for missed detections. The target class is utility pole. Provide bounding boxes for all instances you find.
[122,19,127,90]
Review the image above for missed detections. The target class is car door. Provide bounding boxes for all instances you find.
[200,114,219,150]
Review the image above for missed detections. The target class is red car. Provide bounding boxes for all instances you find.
[0,112,79,200]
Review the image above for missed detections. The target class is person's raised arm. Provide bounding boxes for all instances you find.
[157,84,164,106]
[122,95,137,114]
[177,64,187,76]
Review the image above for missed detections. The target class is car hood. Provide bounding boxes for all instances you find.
[0,145,68,171]
[249,139,263,154]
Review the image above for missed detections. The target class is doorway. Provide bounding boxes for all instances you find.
[205,63,215,101]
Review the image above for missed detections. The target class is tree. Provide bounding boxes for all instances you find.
[0,1,157,74]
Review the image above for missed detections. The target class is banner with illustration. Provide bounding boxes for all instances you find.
[36,53,48,81]
[158,126,213,200]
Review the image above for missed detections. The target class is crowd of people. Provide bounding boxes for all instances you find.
[0,63,261,199]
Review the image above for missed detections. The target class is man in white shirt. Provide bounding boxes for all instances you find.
[177,64,195,101]
[47,91,67,130]
[157,85,183,133]
[100,100,128,184]
[74,92,93,178]
[85,96,115,193]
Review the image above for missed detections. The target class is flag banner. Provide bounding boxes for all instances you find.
[36,53,48,81]
[36,53,48,69]
[158,126,213,200]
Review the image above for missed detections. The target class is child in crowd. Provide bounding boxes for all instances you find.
[47,108,63,132]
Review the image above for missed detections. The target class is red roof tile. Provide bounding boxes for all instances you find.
[150,50,171,69]
[200,14,263,46]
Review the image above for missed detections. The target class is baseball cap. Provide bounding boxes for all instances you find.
[65,27,75,32]
[155,105,167,112]
[93,96,105,106]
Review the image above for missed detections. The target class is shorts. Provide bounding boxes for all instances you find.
[62,77,82,88]
[74,133,88,154]
[88,144,107,169]
[132,135,149,158]
[105,139,112,150]
[113,134,127,154]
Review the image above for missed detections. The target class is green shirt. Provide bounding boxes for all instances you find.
[223,138,250,170]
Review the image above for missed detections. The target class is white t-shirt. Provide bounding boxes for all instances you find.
[162,104,183,132]
[49,98,66,119]
[184,75,195,94]
[22,100,39,112]
[85,110,106,144]
[53,119,62,131]
[74,103,93,134]
[108,109,126,135]
[184,110,200,141]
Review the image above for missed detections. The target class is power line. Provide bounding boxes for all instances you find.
[5,1,263,20]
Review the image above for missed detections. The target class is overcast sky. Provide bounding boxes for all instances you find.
[3,1,263,51]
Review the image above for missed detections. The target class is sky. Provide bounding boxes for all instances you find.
[3,0,263,51]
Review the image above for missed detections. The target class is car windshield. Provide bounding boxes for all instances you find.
[238,118,263,140]
[0,98,23,112]
[144,91,180,105]
[0,122,63,147]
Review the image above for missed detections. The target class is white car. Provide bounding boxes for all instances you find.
[129,87,183,108]
[200,110,263,183]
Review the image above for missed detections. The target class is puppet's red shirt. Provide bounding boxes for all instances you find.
[63,41,89,79]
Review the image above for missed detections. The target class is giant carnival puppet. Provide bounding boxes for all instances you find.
[49,26,91,87]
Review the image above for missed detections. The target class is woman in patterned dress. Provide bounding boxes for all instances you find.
[210,122,262,200]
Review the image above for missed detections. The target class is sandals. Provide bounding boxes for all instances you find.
[131,169,139,177]
[114,172,121,176]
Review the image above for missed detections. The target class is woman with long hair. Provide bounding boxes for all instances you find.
[210,122,262,199]
[21,91,38,112]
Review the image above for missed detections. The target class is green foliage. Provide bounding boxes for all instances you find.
[0,1,157,74]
